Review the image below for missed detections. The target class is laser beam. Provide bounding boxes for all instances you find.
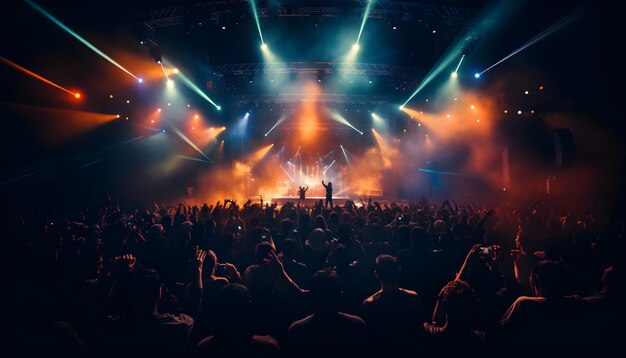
[328,109,364,134]
[323,160,336,174]
[172,127,210,161]
[340,145,351,166]
[177,155,211,163]
[25,0,139,81]
[265,114,287,136]
[249,0,265,45]
[171,69,221,111]
[478,9,582,76]
[0,56,79,98]
[453,54,465,76]
[280,165,295,182]
[356,0,376,46]
[418,168,473,178]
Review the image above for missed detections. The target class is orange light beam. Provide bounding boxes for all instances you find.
[0,56,79,97]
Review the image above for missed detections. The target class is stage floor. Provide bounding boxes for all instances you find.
[270,196,350,206]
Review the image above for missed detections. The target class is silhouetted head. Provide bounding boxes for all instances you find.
[440,280,478,328]
[129,269,162,313]
[283,239,300,259]
[309,270,342,312]
[375,255,400,286]
[313,215,327,230]
[531,260,565,298]
[410,226,427,247]
[216,284,251,332]
[327,182,332,188]
[255,241,275,264]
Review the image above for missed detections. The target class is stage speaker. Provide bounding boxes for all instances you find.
[553,128,575,168]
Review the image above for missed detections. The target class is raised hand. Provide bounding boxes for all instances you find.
[113,254,136,273]
[193,247,207,271]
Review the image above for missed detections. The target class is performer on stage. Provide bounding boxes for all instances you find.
[298,185,309,206]
[321,180,333,208]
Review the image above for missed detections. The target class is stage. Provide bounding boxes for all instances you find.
[270,196,350,206]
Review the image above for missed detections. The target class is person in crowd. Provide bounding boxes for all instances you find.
[287,270,366,356]
[196,284,281,357]
[361,254,424,353]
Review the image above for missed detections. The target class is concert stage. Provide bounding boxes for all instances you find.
[270,196,350,206]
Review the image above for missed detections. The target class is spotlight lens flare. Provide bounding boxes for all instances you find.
[474,73,480,78]
[74,93,81,99]
[138,78,143,83]
[352,43,360,51]
[451,72,458,78]
[261,43,268,51]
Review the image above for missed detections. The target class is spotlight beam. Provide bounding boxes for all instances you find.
[453,54,465,74]
[160,63,170,81]
[356,0,376,45]
[328,109,364,134]
[173,70,221,110]
[172,127,211,161]
[264,114,287,136]
[249,0,265,45]
[25,0,139,81]
[479,9,581,76]
[323,160,336,174]
[0,56,79,97]
[177,155,211,163]
[418,168,473,178]
[280,165,295,182]
[340,145,351,166]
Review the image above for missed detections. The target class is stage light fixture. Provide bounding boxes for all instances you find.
[474,73,480,78]
[261,43,268,51]
[162,129,166,133]
[451,72,458,78]
[138,78,143,83]
[74,93,81,99]
[352,43,360,51]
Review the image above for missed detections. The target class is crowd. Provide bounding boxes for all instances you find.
[0,196,623,356]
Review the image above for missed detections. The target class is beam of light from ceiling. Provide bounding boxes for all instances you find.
[249,0,265,45]
[452,54,465,77]
[401,1,520,107]
[340,145,351,166]
[172,126,211,161]
[24,0,141,82]
[0,56,80,98]
[356,0,376,46]
[328,109,364,135]
[323,160,336,174]
[418,168,473,178]
[280,165,295,182]
[478,9,582,77]
[174,71,221,110]
[177,154,211,163]
[264,113,288,136]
